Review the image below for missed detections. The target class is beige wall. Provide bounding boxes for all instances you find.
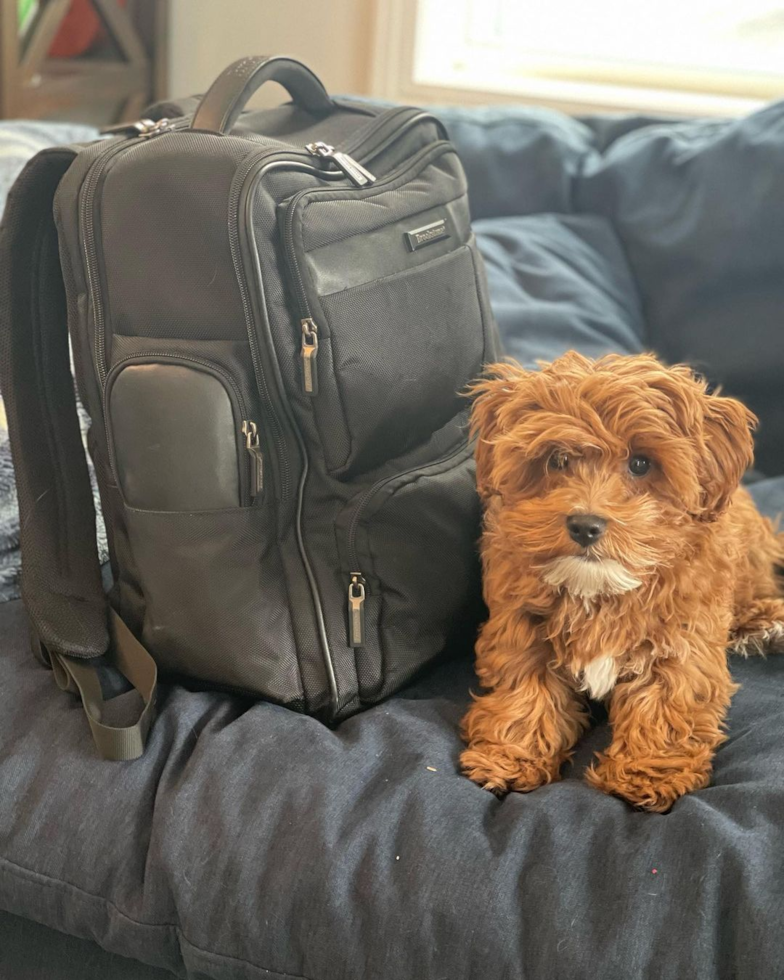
[168,0,374,102]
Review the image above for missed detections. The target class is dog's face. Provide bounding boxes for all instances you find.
[472,352,756,600]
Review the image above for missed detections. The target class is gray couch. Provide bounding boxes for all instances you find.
[1,105,783,980]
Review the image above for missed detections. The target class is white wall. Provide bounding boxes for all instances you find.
[168,0,374,102]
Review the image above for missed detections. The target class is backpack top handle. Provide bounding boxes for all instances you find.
[191,54,334,134]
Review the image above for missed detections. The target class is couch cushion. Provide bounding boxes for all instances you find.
[2,528,784,980]
[749,475,784,518]
[475,213,645,364]
[0,910,176,980]
[443,102,784,475]
[436,105,598,221]
[574,106,784,476]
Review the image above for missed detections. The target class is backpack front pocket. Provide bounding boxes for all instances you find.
[119,505,302,703]
[280,143,489,478]
[106,354,264,510]
[335,439,483,700]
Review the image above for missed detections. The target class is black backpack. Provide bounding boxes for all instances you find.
[0,56,500,759]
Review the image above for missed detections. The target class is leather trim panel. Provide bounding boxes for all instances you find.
[109,363,240,511]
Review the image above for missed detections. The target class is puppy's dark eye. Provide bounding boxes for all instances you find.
[548,451,569,471]
[628,454,652,477]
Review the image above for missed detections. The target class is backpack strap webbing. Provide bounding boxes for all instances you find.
[0,147,156,761]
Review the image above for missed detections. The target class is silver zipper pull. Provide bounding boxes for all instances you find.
[301,318,319,395]
[242,420,264,499]
[348,573,366,648]
[100,117,171,138]
[305,141,376,187]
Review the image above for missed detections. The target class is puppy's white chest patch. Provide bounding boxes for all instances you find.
[575,655,618,700]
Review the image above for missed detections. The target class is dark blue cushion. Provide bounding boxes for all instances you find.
[444,103,784,476]
[3,587,784,980]
[437,105,597,219]
[576,107,784,475]
[475,213,645,364]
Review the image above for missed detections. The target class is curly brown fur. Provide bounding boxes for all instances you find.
[461,352,784,812]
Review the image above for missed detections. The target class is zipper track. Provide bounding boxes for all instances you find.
[281,139,454,323]
[346,438,471,574]
[283,193,313,322]
[104,352,253,506]
[239,154,349,713]
[344,107,441,160]
[229,153,312,502]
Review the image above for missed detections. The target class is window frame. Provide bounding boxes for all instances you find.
[370,0,781,117]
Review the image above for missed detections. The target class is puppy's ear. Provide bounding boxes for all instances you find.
[469,362,531,500]
[698,392,757,521]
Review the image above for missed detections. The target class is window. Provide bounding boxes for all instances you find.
[372,0,784,115]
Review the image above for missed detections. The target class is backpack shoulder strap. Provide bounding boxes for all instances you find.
[0,146,156,760]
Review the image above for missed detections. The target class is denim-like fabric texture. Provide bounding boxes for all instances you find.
[3,570,784,980]
[0,911,177,980]
[2,104,784,978]
[749,476,784,517]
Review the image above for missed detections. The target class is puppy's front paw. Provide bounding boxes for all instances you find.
[461,744,561,795]
[586,757,711,813]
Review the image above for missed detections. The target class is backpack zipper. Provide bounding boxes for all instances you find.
[242,420,264,499]
[347,573,366,648]
[300,317,319,394]
[300,108,440,189]
[344,438,470,647]
[305,141,376,187]
[100,117,175,138]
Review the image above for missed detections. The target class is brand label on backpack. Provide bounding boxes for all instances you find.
[405,218,449,251]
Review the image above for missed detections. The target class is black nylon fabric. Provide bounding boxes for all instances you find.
[347,444,483,700]
[318,247,483,475]
[100,133,253,346]
[299,151,467,252]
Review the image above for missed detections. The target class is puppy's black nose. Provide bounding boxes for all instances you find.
[566,513,607,549]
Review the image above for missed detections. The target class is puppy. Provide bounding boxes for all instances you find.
[461,352,784,812]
